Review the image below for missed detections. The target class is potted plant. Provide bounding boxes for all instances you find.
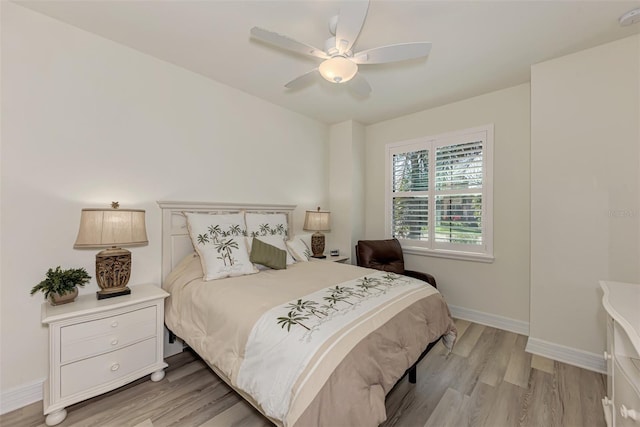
[30,266,91,305]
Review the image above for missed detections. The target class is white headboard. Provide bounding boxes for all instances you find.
[157,201,296,282]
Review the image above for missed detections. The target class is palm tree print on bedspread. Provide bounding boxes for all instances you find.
[276,273,412,336]
[196,224,247,266]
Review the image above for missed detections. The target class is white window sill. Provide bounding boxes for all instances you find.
[402,246,495,263]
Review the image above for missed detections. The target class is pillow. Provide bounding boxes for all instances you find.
[295,233,313,254]
[287,234,314,261]
[286,238,312,262]
[248,235,295,265]
[250,238,287,270]
[185,212,257,280]
[246,212,289,238]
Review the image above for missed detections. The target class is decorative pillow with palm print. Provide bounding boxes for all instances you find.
[285,237,312,262]
[185,212,257,281]
[245,213,289,238]
[245,213,295,265]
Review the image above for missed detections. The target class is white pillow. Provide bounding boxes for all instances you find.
[185,212,257,280]
[248,235,295,265]
[246,212,289,238]
[295,233,313,253]
[286,238,312,262]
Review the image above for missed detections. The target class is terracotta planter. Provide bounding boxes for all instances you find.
[49,287,79,306]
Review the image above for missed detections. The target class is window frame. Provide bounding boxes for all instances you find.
[384,124,494,263]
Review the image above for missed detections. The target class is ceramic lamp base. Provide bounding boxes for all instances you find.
[311,232,326,258]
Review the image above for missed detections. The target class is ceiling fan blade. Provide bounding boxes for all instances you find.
[352,42,432,64]
[335,1,369,54]
[285,69,319,90]
[251,27,328,60]
[349,73,371,97]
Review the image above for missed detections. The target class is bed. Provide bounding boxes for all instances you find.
[158,201,456,427]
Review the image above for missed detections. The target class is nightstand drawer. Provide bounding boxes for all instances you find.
[614,359,640,427]
[60,338,157,398]
[615,322,640,360]
[61,307,156,363]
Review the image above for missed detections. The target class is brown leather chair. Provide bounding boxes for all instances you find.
[355,238,437,288]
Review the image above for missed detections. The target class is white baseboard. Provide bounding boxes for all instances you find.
[448,304,530,335]
[449,305,605,373]
[1,379,43,415]
[525,337,606,374]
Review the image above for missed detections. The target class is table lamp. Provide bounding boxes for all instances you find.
[303,207,330,258]
[74,202,148,299]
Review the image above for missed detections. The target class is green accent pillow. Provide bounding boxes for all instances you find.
[250,238,287,270]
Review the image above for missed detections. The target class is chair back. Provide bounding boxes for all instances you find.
[355,239,405,274]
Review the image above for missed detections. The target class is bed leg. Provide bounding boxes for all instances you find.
[408,365,417,384]
[168,329,176,344]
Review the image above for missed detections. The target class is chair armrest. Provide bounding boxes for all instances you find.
[404,270,437,288]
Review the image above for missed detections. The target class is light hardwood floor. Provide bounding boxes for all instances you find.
[1,320,606,427]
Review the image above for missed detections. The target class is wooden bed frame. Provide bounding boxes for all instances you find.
[156,200,441,395]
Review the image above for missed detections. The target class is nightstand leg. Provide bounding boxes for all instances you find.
[150,369,165,382]
[45,408,67,426]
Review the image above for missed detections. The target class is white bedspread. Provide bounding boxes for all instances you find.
[236,271,433,423]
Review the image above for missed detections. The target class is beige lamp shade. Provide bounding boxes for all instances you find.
[303,209,331,232]
[74,209,148,248]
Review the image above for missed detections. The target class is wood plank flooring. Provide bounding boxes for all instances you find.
[1,320,606,427]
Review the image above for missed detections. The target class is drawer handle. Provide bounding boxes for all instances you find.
[603,351,612,361]
[603,396,612,406]
[111,321,118,328]
[620,405,639,421]
[111,363,120,372]
[111,339,119,346]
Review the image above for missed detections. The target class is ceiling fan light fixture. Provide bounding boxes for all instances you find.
[319,57,358,83]
[619,8,640,26]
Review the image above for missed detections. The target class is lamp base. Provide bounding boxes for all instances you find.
[95,247,132,300]
[96,287,131,300]
[310,232,326,258]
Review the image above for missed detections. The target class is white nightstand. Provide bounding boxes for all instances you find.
[600,281,640,427]
[311,255,350,263]
[41,284,169,426]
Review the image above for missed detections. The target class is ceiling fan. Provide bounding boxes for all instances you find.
[250,0,431,97]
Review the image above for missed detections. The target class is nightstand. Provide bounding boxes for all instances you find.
[41,284,169,426]
[600,281,640,427]
[312,255,350,263]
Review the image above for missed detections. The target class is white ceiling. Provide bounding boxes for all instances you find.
[15,0,640,125]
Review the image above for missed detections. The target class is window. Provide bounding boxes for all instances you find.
[385,125,493,262]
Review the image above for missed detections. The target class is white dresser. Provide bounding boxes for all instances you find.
[601,281,640,427]
[41,284,169,426]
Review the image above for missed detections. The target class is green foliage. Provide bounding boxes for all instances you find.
[30,266,91,299]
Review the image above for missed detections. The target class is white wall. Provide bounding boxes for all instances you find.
[0,2,328,410]
[530,35,640,360]
[328,120,365,262]
[364,84,531,330]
